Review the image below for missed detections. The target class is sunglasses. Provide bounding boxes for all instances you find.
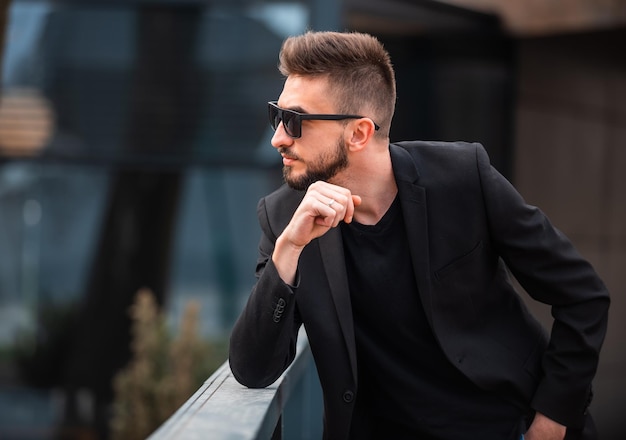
[268,101,380,139]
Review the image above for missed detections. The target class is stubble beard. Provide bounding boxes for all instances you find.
[282,138,349,191]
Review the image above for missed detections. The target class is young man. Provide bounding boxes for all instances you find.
[229,31,609,440]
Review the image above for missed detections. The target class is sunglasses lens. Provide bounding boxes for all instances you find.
[268,103,301,138]
[282,111,299,138]
[269,104,280,130]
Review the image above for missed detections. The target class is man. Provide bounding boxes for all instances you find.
[229,31,609,440]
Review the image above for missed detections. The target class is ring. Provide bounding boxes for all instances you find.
[328,199,335,207]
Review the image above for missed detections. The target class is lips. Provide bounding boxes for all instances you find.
[282,156,296,166]
[279,148,298,165]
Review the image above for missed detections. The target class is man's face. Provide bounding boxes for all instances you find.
[271,75,350,191]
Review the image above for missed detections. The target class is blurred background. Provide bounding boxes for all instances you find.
[0,0,623,439]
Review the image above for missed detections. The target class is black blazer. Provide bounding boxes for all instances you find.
[229,141,609,440]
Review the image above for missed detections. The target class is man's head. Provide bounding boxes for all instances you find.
[277,31,396,139]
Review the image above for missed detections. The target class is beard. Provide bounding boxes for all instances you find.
[282,138,349,191]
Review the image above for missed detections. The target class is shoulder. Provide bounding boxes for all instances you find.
[390,140,491,186]
[262,183,305,211]
[257,184,305,236]
[392,140,486,164]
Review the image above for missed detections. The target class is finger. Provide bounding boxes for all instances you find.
[326,198,344,228]
[314,198,339,227]
[307,182,354,226]
[344,195,361,224]
[317,193,346,227]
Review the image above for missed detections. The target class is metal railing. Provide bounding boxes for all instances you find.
[149,330,323,440]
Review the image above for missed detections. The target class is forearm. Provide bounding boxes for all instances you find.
[229,260,300,388]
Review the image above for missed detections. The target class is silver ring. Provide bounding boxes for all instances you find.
[328,199,335,207]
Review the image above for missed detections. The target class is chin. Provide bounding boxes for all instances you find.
[282,168,304,190]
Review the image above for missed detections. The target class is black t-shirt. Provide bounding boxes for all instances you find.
[340,196,523,440]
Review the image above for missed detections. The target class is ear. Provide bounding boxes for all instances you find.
[347,118,377,152]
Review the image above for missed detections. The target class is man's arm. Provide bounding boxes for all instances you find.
[229,182,359,388]
[228,197,301,388]
[476,143,610,428]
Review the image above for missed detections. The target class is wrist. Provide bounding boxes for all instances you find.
[272,234,304,285]
[275,234,306,257]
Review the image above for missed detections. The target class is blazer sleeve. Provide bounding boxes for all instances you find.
[475,143,610,427]
[228,196,302,388]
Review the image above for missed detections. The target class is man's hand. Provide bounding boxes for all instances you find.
[282,181,360,248]
[524,412,566,440]
[272,181,361,284]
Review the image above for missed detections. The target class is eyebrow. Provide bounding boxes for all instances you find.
[278,103,310,115]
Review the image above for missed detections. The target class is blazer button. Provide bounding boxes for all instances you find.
[342,390,354,403]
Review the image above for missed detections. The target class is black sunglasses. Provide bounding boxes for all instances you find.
[268,101,380,139]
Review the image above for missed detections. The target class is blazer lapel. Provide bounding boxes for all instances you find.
[390,144,434,329]
[318,227,358,381]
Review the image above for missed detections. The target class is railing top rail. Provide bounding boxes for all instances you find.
[149,329,313,440]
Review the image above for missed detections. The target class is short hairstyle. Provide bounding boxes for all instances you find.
[278,31,396,138]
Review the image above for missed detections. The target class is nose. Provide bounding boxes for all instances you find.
[270,122,294,149]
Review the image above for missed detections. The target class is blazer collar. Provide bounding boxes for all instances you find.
[390,143,421,184]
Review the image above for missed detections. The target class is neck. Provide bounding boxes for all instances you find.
[353,183,398,225]
[333,146,397,225]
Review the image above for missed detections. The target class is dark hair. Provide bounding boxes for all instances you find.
[278,31,396,138]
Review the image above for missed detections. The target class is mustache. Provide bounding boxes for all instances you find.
[278,147,300,160]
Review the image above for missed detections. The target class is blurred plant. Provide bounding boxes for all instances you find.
[110,288,225,440]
